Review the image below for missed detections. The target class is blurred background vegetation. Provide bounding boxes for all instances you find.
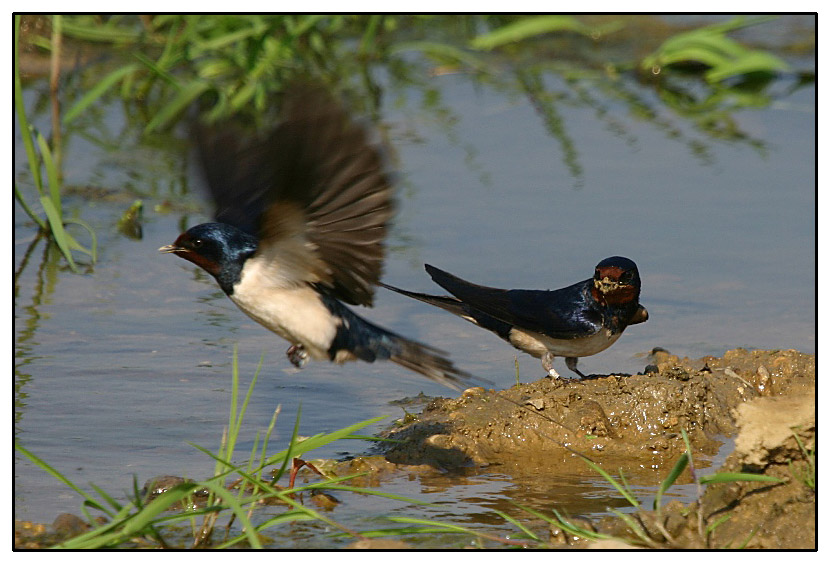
[15,13,815,271]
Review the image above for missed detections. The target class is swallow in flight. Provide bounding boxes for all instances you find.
[159,86,474,390]
[381,257,648,379]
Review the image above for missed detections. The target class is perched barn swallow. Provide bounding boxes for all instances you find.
[159,86,474,390]
[381,257,648,379]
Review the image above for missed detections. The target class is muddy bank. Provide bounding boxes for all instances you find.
[15,348,815,549]
[582,386,815,549]
[382,348,814,473]
[375,347,815,548]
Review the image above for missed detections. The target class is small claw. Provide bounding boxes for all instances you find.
[286,344,308,368]
[565,357,587,379]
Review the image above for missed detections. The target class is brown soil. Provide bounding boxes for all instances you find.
[375,347,816,549]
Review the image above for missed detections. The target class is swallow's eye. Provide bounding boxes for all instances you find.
[620,270,634,284]
[192,239,203,249]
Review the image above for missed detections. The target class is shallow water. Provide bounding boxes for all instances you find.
[14,16,814,544]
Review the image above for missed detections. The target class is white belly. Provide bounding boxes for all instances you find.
[229,258,338,359]
[508,327,622,358]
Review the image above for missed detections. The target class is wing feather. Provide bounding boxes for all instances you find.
[196,85,395,306]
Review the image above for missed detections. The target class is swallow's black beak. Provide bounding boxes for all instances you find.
[158,244,186,254]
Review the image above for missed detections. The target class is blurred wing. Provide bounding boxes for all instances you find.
[196,85,395,306]
[425,264,602,339]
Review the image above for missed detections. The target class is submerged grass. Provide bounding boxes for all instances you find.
[788,428,815,491]
[532,428,785,548]
[15,15,97,274]
[15,347,427,549]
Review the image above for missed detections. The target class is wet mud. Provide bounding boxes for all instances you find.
[376,347,815,548]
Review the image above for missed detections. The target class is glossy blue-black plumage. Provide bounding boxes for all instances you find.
[426,266,605,339]
[382,257,647,378]
[169,223,258,295]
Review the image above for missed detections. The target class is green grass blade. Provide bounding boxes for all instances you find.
[298,484,429,505]
[257,404,281,480]
[736,526,759,549]
[516,503,611,541]
[491,508,540,541]
[608,508,658,547]
[15,444,111,514]
[34,132,61,218]
[14,184,47,230]
[60,19,144,43]
[471,15,592,50]
[15,16,43,194]
[235,352,264,434]
[270,404,302,483]
[699,472,784,485]
[705,51,789,82]
[120,482,201,536]
[706,512,732,535]
[387,516,475,534]
[88,482,123,512]
[581,458,640,508]
[64,218,97,262]
[145,80,211,133]
[653,452,689,511]
[265,414,388,467]
[57,510,137,549]
[63,63,140,124]
[40,196,79,273]
[390,40,487,71]
[353,526,453,538]
[200,481,262,548]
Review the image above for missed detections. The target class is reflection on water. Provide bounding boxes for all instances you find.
[14,15,813,544]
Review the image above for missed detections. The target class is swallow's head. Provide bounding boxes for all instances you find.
[159,223,258,290]
[591,256,641,307]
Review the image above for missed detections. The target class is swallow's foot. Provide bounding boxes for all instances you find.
[542,352,561,379]
[286,344,308,368]
[565,357,587,379]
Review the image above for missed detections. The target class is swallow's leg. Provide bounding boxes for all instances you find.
[565,357,587,378]
[541,352,561,379]
[286,344,308,368]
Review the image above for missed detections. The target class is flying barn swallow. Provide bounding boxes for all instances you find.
[159,86,474,390]
[381,257,648,379]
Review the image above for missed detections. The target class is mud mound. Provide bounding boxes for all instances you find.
[382,348,814,476]
[379,347,815,549]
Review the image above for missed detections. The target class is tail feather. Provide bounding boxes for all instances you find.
[388,338,476,391]
[322,294,484,390]
[379,281,467,317]
[380,278,515,343]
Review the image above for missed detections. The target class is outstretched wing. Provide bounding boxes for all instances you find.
[425,264,603,339]
[196,85,395,306]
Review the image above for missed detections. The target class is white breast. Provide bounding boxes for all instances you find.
[508,327,622,358]
[229,256,338,359]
